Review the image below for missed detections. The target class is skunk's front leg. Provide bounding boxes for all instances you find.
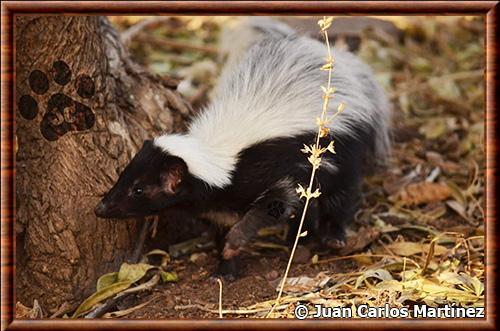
[222,207,276,260]
[223,178,300,260]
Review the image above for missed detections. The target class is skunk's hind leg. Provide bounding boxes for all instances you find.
[318,181,362,249]
[223,178,301,260]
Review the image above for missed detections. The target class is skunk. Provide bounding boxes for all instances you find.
[95,18,391,276]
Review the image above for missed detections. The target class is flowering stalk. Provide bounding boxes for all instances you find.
[266,16,344,318]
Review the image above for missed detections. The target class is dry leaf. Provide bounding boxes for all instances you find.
[283,273,331,294]
[386,241,448,257]
[338,227,381,255]
[355,269,393,288]
[390,182,452,206]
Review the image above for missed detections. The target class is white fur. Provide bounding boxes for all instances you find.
[155,18,391,188]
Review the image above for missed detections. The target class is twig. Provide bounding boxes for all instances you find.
[49,302,73,318]
[267,16,338,318]
[217,279,223,318]
[84,293,133,318]
[151,216,159,238]
[317,253,419,267]
[174,304,289,315]
[121,17,174,45]
[136,35,218,55]
[103,299,154,318]
[119,274,160,297]
[168,234,214,258]
[130,218,150,263]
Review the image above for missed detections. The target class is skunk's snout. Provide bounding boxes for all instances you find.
[94,201,109,218]
[95,198,124,218]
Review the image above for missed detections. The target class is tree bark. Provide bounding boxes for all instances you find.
[15,16,192,312]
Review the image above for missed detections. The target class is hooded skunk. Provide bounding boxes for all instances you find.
[95,18,391,276]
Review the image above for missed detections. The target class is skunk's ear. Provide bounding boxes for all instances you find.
[160,158,187,194]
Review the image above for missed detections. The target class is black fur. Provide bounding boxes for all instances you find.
[95,140,188,219]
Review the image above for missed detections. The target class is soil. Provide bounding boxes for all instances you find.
[127,246,355,319]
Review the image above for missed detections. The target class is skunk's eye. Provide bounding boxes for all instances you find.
[132,187,144,197]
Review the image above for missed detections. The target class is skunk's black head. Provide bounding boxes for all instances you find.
[95,140,188,219]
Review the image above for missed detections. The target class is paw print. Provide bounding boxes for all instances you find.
[17,60,96,141]
[267,200,286,219]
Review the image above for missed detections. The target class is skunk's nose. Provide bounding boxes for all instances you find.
[94,201,108,217]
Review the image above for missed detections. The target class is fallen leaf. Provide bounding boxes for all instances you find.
[355,269,393,288]
[419,118,448,139]
[15,300,43,319]
[390,182,452,206]
[96,272,118,292]
[283,272,331,294]
[144,249,171,269]
[72,281,132,318]
[386,241,448,257]
[160,271,178,283]
[429,78,461,100]
[73,263,156,318]
[117,263,155,283]
[338,227,382,255]
[446,200,476,224]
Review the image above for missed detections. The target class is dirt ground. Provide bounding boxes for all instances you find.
[126,248,356,318]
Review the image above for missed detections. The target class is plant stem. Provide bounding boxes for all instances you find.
[266,26,334,318]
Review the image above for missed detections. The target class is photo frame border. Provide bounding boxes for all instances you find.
[1,1,497,330]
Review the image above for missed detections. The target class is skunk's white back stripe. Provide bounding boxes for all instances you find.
[155,19,390,188]
[154,134,236,188]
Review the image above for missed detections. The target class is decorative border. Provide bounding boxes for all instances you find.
[1,1,497,330]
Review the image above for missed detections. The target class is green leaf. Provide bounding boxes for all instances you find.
[72,281,132,318]
[96,272,118,292]
[160,271,178,283]
[144,249,171,269]
[117,263,154,283]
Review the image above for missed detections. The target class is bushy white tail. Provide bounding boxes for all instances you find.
[157,18,391,187]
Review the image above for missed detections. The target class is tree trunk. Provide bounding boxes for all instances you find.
[15,16,192,312]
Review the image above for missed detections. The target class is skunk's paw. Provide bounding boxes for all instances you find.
[212,256,241,282]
